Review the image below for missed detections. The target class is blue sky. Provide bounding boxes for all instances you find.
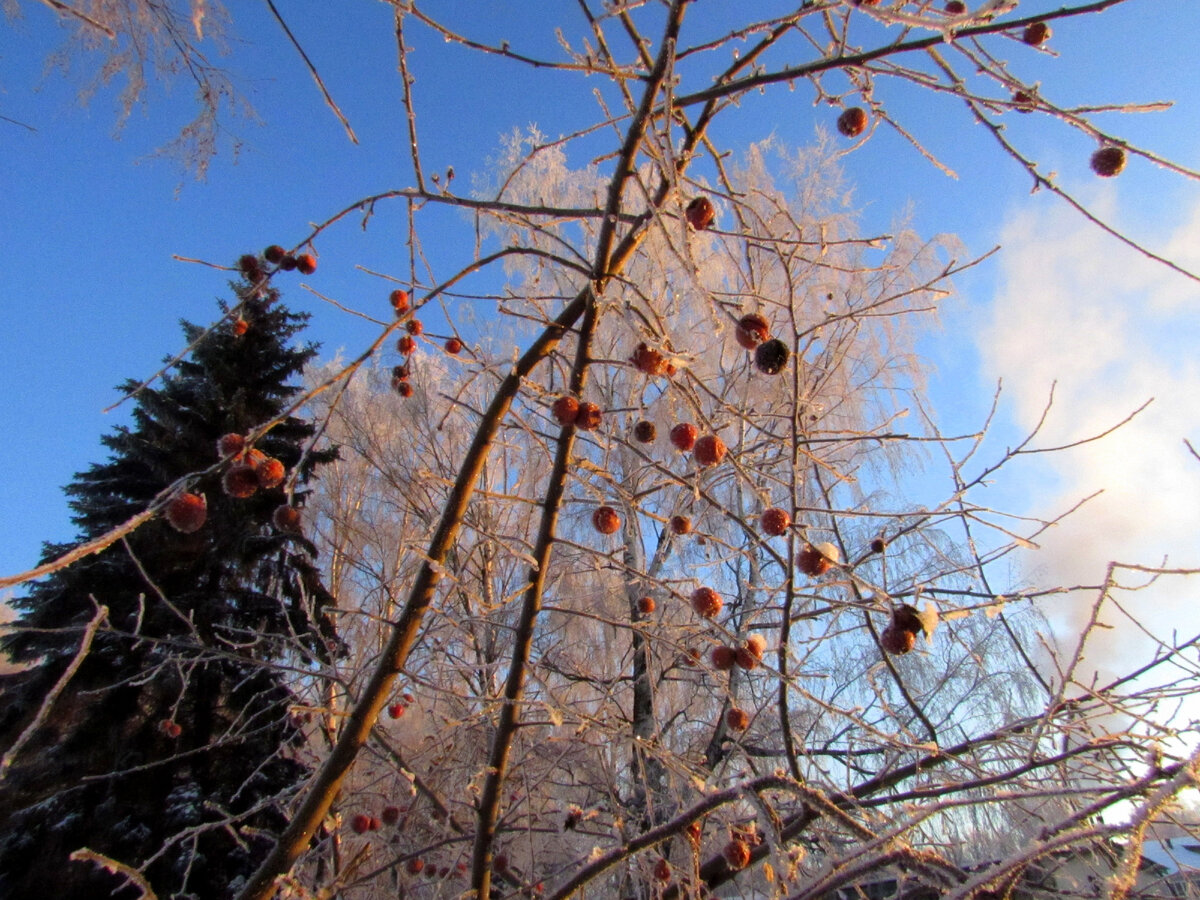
[3,0,1199,647]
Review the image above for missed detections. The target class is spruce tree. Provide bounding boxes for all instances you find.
[0,272,340,899]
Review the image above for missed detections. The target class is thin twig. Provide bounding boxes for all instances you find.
[264,0,358,144]
[0,602,108,780]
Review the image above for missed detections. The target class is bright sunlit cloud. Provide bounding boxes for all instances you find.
[977,192,1200,682]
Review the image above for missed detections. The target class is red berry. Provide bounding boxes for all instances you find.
[691,586,722,619]
[217,433,246,459]
[351,813,372,835]
[837,107,868,138]
[797,545,824,577]
[273,505,302,532]
[881,625,916,655]
[723,838,751,870]
[693,434,726,467]
[630,342,669,376]
[1091,147,1127,178]
[397,335,417,355]
[944,0,966,12]
[242,448,267,468]
[264,245,286,264]
[592,506,621,535]
[670,515,692,535]
[735,313,770,350]
[390,289,410,311]
[222,464,259,499]
[238,254,263,281]
[633,420,656,443]
[725,707,750,731]
[382,805,401,826]
[710,645,736,670]
[295,253,317,275]
[1012,90,1036,113]
[232,318,249,337]
[685,196,716,231]
[575,401,602,431]
[653,858,672,882]
[369,816,382,831]
[165,493,207,534]
[445,337,463,354]
[1023,21,1051,45]
[670,423,698,452]
[158,718,182,738]
[744,634,766,660]
[552,396,580,426]
[256,457,286,489]
[279,255,298,271]
[388,702,406,719]
[798,542,839,577]
[637,596,655,615]
[871,536,887,554]
[406,858,425,874]
[734,646,759,671]
[760,508,790,536]
[406,319,424,335]
[397,382,414,398]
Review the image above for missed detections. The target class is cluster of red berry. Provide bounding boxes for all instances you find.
[836,20,1127,179]
[389,288,466,399]
[710,634,766,673]
[163,433,301,535]
[387,691,415,719]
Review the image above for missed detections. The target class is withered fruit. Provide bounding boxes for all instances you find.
[685,196,716,231]
[1091,146,1127,178]
[1023,21,1051,45]
[633,420,657,443]
[272,505,303,532]
[837,106,868,138]
[798,541,839,577]
[711,645,736,671]
[575,401,603,431]
[760,507,791,536]
[222,464,259,499]
[735,313,770,350]
[723,839,752,870]
[691,586,723,618]
[670,423,698,452]
[693,434,727,467]
[754,338,790,375]
[165,493,206,533]
[592,506,621,535]
[552,396,580,427]
[630,341,670,376]
[881,625,917,655]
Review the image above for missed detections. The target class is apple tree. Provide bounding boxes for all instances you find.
[3,2,1199,900]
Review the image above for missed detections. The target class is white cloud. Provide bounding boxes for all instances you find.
[976,194,1200,682]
